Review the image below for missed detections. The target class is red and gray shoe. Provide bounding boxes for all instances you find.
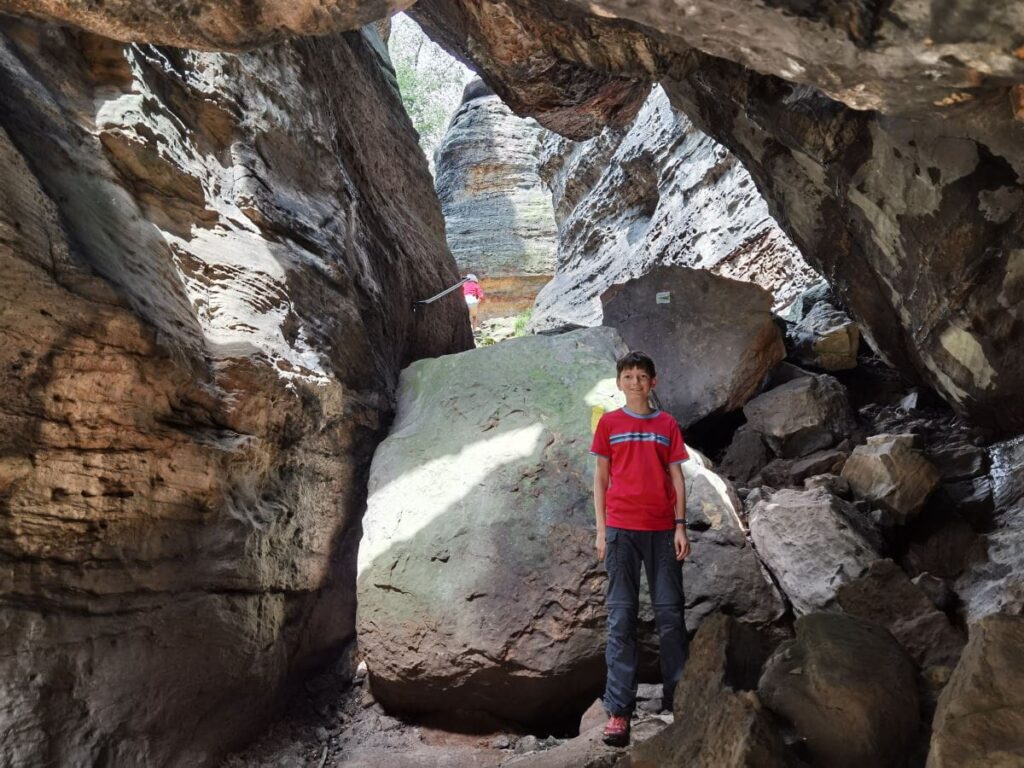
[602,714,630,747]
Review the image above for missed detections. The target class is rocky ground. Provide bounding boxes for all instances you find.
[222,645,671,768]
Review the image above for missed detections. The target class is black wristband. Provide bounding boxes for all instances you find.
[674,518,687,526]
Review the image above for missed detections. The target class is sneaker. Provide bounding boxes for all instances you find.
[602,714,630,747]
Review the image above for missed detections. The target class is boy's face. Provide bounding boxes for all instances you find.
[617,366,656,399]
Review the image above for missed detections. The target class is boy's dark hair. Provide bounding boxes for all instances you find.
[616,350,656,378]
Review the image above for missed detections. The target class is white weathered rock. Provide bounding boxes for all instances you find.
[529,86,817,332]
[743,374,856,459]
[841,434,941,525]
[956,436,1024,621]
[601,266,785,428]
[749,488,880,614]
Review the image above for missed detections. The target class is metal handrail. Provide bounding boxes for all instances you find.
[413,277,469,310]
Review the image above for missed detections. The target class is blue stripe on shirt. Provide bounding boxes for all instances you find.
[608,432,672,447]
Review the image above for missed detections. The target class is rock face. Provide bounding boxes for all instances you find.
[358,327,783,726]
[410,0,1024,434]
[760,613,921,768]
[957,436,1024,620]
[842,434,941,525]
[743,374,856,459]
[626,615,792,768]
[529,86,816,331]
[601,266,786,428]
[927,613,1024,768]
[433,79,557,316]
[749,488,880,614]
[0,0,415,49]
[0,17,469,767]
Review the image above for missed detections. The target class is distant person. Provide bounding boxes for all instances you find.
[462,273,484,331]
[590,350,690,747]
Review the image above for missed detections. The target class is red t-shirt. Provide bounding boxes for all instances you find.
[590,407,688,531]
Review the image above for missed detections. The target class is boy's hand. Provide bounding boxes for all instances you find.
[674,527,690,561]
[596,530,606,561]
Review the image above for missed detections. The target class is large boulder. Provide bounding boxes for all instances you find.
[602,266,785,428]
[358,327,784,726]
[681,453,786,631]
[0,17,469,767]
[749,488,880,614]
[358,327,628,726]
[841,434,941,525]
[743,374,856,459]
[836,559,965,675]
[625,615,793,768]
[433,78,556,316]
[759,613,920,768]
[528,85,816,331]
[927,614,1024,768]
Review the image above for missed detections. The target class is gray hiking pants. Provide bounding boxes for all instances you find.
[603,526,689,716]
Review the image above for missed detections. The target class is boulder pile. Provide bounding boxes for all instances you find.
[359,270,1024,765]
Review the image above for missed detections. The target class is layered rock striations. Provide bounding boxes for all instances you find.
[410,0,1024,434]
[0,17,469,767]
[434,79,557,316]
[0,0,416,49]
[529,86,817,331]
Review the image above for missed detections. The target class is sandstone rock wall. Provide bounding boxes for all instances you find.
[0,17,469,767]
[434,79,557,317]
[529,87,818,331]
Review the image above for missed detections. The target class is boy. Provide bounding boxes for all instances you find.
[590,351,690,746]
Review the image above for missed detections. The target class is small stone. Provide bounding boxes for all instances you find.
[315,727,329,742]
[490,735,511,750]
[353,660,368,681]
[515,735,540,754]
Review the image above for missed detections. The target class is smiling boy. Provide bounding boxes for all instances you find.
[590,351,690,746]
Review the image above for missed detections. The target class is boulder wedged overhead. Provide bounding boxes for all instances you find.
[408,0,1024,435]
[0,17,469,766]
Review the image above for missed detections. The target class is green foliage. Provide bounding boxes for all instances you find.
[388,14,472,167]
[513,309,533,337]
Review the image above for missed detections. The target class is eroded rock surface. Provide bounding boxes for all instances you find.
[529,86,816,331]
[0,0,415,49]
[743,374,856,459]
[0,17,469,767]
[625,615,792,768]
[842,434,941,525]
[434,78,556,315]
